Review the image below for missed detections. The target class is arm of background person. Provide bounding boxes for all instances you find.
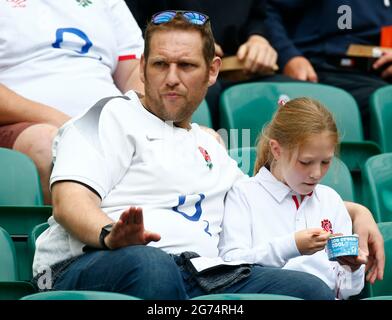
[52,181,160,249]
[235,0,277,73]
[344,201,385,284]
[113,59,144,95]
[264,0,305,69]
[0,84,70,127]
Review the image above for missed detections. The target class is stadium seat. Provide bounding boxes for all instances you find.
[0,148,44,206]
[0,148,52,280]
[228,147,257,176]
[362,296,392,300]
[0,226,18,281]
[369,86,392,153]
[0,227,36,299]
[192,293,302,300]
[192,99,213,128]
[321,157,355,202]
[366,222,392,297]
[362,153,392,223]
[20,290,141,300]
[219,82,380,202]
[28,222,49,263]
[0,206,52,281]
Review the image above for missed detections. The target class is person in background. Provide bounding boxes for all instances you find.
[219,97,365,299]
[264,0,392,137]
[0,0,144,203]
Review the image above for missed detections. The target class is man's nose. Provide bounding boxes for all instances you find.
[165,64,180,87]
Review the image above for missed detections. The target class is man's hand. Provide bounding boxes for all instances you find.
[295,228,330,255]
[346,202,385,283]
[283,56,318,82]
[105,207,161,249]
[373,52,392,79]
[237,35,278,74]
[337,248,367,271]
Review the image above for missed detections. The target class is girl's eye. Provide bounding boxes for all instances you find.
[299,161,310,165]
[322,160,331,165]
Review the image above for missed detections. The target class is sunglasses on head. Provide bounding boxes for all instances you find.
[151,10,209,26]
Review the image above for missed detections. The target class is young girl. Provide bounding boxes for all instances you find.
[219,97,365,299]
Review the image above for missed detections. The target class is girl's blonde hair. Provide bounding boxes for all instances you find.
[254,97,339,175]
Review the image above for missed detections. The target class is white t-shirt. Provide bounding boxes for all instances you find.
[219,166,365,299]
[0,0,144,117]
[33,90,243,276]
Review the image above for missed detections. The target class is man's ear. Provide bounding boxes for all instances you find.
[140,54,146,84]
[208,56,222,87]
[269,139,282,160]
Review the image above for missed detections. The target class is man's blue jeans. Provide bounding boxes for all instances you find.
[52,245,334,300]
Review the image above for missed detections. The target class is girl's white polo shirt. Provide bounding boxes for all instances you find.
[219,166,365,299]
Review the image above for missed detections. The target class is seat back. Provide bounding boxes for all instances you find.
[363,153,392,223]
[370,86,392,153]
[228,147,257,176]
[0,148,44,206]
[321,157,355,202]
[0,206,52,281]
[0,227,18,281]
[367,222,392,297]
[219,82,364,149]
[192,99,213,128]
[20,290,141,300]
[192,293,302,300]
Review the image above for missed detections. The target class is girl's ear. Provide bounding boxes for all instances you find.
[270,139,282,160]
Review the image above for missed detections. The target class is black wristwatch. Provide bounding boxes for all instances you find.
[99,223,114,250]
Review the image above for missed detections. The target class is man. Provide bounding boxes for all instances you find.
[127,0,286,129]
[264,0,392,137]
[33,12,336,300]
[0,0,143,203]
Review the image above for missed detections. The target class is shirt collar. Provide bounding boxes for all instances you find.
[254,167,319,203]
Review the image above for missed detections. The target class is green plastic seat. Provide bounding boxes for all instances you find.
[228,147,257,176]
[370,86,392,153]
[0,206,52,281]
[219,82,380,202]
[192,293,302,300]
[0,227,35,300]
[321,157,355,202]
[0,148,44,206]
[192,99,213,128]
[20,290,141,300]
[28,222,49,264]
[362,153,392,223]
[0,226,18,281]
[0,281,36,300]
[362,296,392,300]
[366,222,392,297]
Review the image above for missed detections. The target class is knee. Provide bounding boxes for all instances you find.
[291,272,335,300]
[13,124,58,168]
[114,246,187,300]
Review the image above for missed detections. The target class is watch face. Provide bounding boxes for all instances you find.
[103,223,114,232]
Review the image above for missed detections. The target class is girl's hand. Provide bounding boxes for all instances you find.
[295,228,330,255]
